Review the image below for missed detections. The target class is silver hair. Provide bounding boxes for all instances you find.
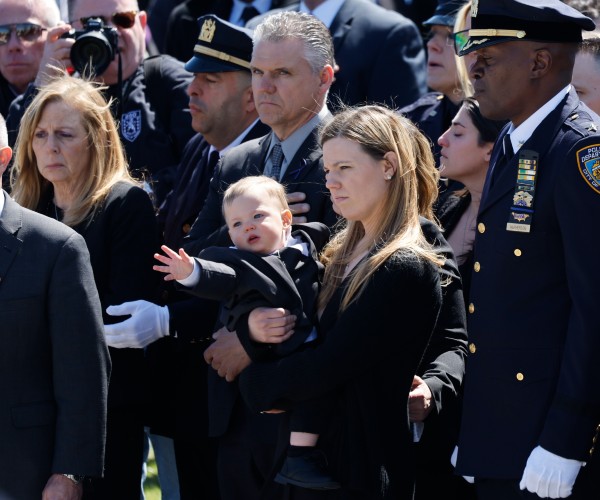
[253,11,335,74]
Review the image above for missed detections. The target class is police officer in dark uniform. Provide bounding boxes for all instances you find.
[454,1,600,498]
[7,0,193,206]
[400,0,468,170]
[102,15,270,499]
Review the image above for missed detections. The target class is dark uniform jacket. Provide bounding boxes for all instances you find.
[456,90,600,488]
[0,74,17,122]
[159,120,270,250]
[0,192,110,498]
[401,92,460,167]
[8,55,193,203]
[184,128,338,256]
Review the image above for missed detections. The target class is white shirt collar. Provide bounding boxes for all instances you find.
[299,0,345,28]
[507,85,571,154]
[0,189,4,217]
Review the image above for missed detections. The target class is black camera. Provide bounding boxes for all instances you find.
[62,18,118,76]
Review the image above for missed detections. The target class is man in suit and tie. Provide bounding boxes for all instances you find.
[248,0,427,108]
[0,113,110,499]
[188,11,336,498]
[164,0,297,61]
[105,12,336,498]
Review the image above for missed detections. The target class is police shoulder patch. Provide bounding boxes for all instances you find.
[121,110,142,142]
[576,144,600,194]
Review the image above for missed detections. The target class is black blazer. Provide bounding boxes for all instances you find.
[164,0,297,61]
[40,181,159,409]
[0,193,110,498]
[240,245,443,497]
[184,127,337,256]
[248,0,427,109]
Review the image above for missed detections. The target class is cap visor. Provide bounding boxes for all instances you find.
[184,56,245,73]
[459,36,516,56]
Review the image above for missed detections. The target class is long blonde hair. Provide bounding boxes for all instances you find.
[11,74,136,227]
[454,1,474,98]
[318,105,444,311]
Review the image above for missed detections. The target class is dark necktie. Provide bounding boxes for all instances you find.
[481,134,513,205]
[240,5,260,24]
[270,143,285,181]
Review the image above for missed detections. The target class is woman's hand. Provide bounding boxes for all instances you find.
[153,245,193,281]
[248,307,296,344]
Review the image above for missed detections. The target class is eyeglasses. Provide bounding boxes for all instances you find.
[0,23,46,45]
[425,28,454,47]
[78,11,138,29]
[452,29,470,56]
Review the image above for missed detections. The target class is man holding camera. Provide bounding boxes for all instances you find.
[7,0,194,205]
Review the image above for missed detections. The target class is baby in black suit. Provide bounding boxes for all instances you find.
[154,176,338,490]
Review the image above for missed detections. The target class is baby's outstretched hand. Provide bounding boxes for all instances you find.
[153,245,194,281]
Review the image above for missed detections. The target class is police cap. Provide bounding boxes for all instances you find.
[185,15,253,73]
[459,0,596,56]
[423,0,467,28]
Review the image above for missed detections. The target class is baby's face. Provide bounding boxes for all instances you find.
[225,192,289,254]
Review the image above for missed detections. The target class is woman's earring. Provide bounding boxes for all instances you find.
[385,174,392,180]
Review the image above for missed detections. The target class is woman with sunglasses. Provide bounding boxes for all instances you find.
[0,0,60,120]
[6,0,194,206]
[401,0,472,175]
[10,74,159,499]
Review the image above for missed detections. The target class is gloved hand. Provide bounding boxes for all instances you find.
[519,445,584,498]
[104,300,169,348]
[451,446,475,484]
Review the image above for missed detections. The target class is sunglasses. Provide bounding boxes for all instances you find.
[0,23,46,45]
[452,29,470,55]
[79,11,138,29]
[424,27,455,47]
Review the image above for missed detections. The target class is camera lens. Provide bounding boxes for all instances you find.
[71,31,115,76]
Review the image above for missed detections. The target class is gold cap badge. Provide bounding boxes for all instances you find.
[199,19,216,43]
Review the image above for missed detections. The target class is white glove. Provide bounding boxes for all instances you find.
[104,300,170,348]
[519,445,584,498]
[451,446,475,484]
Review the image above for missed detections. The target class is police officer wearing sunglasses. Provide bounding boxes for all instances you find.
[7,0,194,207]
[0,0,60,125]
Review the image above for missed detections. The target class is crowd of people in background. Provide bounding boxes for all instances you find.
[1,0,600,499]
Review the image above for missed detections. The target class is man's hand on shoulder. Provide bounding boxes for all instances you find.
[287,191,309,224]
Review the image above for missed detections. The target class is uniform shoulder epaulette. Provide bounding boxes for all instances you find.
[564,111,600,138]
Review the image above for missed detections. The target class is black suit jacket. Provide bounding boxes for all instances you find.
[164,0,297,61]
[248,0,427,109]
[39,182,159,409]
[184,127,337,256]
[0,193,110,498]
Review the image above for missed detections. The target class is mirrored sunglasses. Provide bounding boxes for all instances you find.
[452,29,470,56]
[0,23,46,45]
[79,11,138,29]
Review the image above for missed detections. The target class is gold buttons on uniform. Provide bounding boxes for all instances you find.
[477,222,486,233]
[516,372,524,381]
[468,303,475,314]
[514,249,522,257]
[469,343,476,354]
[474,262,481,272]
